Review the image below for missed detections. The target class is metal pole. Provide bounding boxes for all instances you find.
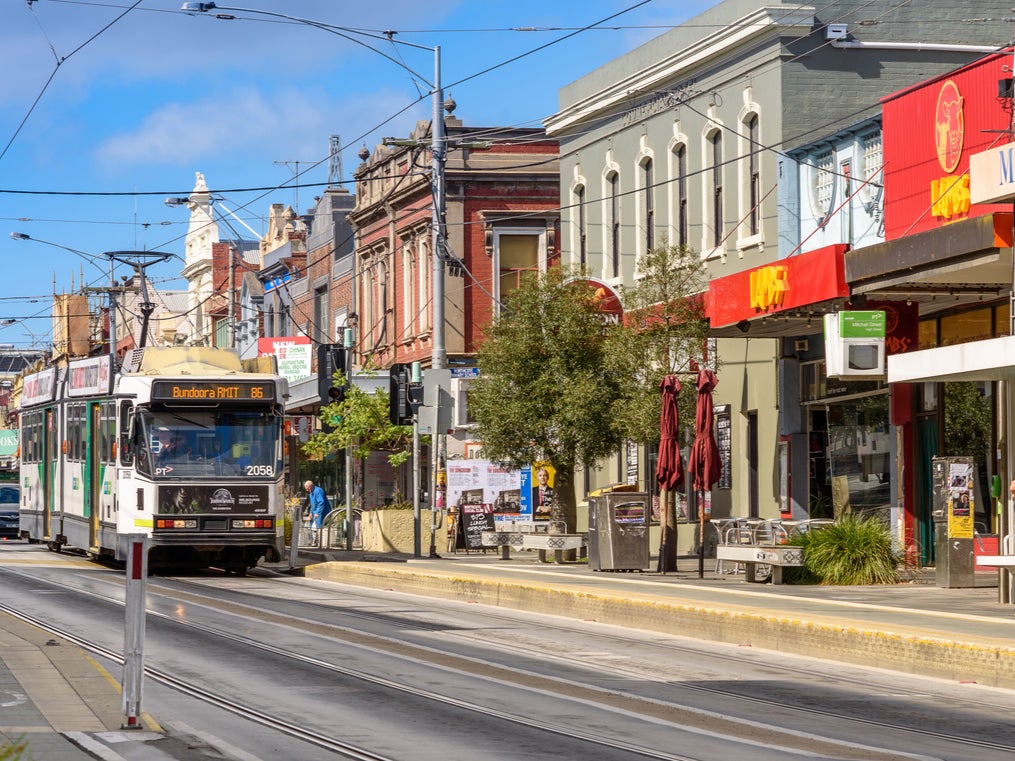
[121,534,148,729]
[413,416,421,557]
[108,256,116,363]
[431,45,446,371]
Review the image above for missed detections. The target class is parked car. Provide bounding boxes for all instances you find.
[0,485,19,539]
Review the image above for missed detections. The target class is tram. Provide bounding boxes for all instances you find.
[18,346,288,572]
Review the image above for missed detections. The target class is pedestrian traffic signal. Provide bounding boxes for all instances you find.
[317,344,347,406]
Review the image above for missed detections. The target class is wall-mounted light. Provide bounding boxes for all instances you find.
[736,319,751,334]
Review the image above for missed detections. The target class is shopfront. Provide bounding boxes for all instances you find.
[844,51,1015,563]
[706,244,907,524]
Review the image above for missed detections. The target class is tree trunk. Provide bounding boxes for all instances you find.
[550,465,577,534]
[658,489,679,572]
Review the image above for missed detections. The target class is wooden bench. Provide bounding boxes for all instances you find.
[715,544,804,584]
[481,531,587,563]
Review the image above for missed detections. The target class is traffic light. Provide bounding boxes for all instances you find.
[317,344,347,406]
[389,363,411,425]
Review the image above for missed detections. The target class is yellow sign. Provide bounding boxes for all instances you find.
[748,265,788,311]
[930,173,970,221]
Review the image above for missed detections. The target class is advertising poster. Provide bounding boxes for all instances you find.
[257,336,312,383]
[947,462,974,539]
[522,462,556,522]
[447,459,525,522]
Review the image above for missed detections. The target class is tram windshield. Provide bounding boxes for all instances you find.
[135,408,281,480]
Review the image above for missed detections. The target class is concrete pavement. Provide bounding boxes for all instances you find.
[5,547,1014,760]
[294,549,1015,689]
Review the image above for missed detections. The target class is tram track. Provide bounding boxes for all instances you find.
[164,571,1015,758]
[0,566,707,761]
[1,561,1002,760]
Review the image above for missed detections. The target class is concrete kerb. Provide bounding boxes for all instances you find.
[303,561,1015,689]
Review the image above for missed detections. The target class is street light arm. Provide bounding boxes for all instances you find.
[10,232,112,280]
[180,3,434,85]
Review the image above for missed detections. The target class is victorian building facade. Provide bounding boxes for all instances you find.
[545,0,1011,552]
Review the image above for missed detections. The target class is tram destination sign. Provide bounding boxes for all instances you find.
[152,380,275,402]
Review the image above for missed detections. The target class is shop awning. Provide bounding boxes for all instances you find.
[846,213,1013,316]
[888,335,1015,384]
[705,244,849,338]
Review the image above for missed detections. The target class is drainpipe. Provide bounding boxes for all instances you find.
[830,40,1000,54]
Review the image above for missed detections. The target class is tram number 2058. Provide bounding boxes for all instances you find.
[245,465,275,477]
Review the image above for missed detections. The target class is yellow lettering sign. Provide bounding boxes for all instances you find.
[749,266,789,311]
[930,173,970,221]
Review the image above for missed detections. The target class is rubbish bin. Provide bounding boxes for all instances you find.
[588,492,649,571]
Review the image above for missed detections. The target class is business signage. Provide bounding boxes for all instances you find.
[882,54,1011,239]
[705,244,848,328]
[970,140,1015,205]
[258,336,312,383]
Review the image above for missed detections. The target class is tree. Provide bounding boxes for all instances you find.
[609,243,711,441]
[468,267,626,532]
[608,243,710,571]
[301,372,414,503]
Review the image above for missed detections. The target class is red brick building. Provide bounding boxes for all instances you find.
[349,114,560,371]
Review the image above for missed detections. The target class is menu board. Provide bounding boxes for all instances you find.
[457,503,496,550]
[715,405,732,490]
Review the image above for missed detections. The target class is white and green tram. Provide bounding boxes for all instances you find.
[19,347,288,573]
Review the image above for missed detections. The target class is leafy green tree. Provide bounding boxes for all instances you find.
[609,243,710,443]
[301,372,414,502]
[468,267,626,531]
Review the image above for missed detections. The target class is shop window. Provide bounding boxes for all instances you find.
[940,307,992,346]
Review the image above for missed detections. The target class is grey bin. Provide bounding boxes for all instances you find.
[588,492,650,571]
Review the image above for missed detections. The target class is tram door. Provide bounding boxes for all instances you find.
[44,408,55,538]
[88,403,101,548]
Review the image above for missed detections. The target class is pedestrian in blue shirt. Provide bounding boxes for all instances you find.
[303,479,331,546]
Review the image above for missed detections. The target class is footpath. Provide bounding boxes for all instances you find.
[4,547,1014,760]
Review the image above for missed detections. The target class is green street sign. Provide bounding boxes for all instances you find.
[838,311,885,338]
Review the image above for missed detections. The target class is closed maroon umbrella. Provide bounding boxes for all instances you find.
[656,375,684,491]
[688,368,720,578]
[655,375,682,573]
[688,368,720,491]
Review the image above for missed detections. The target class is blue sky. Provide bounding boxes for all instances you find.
[0,0,711,350]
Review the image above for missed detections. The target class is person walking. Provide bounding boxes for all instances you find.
[304,479,332,547]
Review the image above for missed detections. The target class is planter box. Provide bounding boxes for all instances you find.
[361,509,448,554]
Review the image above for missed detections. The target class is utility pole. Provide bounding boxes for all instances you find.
[431,46,446,371]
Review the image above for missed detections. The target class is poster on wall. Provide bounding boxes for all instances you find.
[446,459,525,521]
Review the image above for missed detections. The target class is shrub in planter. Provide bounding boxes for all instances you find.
[790,513,901,585]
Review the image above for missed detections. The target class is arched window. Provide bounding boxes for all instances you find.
[608,172,620,279]
[674,145,688,247]
[642,158,654,252]
[709,131,723,248]
[575,185,587,267]
[745,114,760,236]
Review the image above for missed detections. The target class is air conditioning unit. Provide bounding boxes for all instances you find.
[794,338,809,353]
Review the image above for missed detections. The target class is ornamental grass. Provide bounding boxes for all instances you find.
[788,512,902,585]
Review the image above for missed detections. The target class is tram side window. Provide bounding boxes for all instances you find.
[101,402,115,464]
[119,401,134,466]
